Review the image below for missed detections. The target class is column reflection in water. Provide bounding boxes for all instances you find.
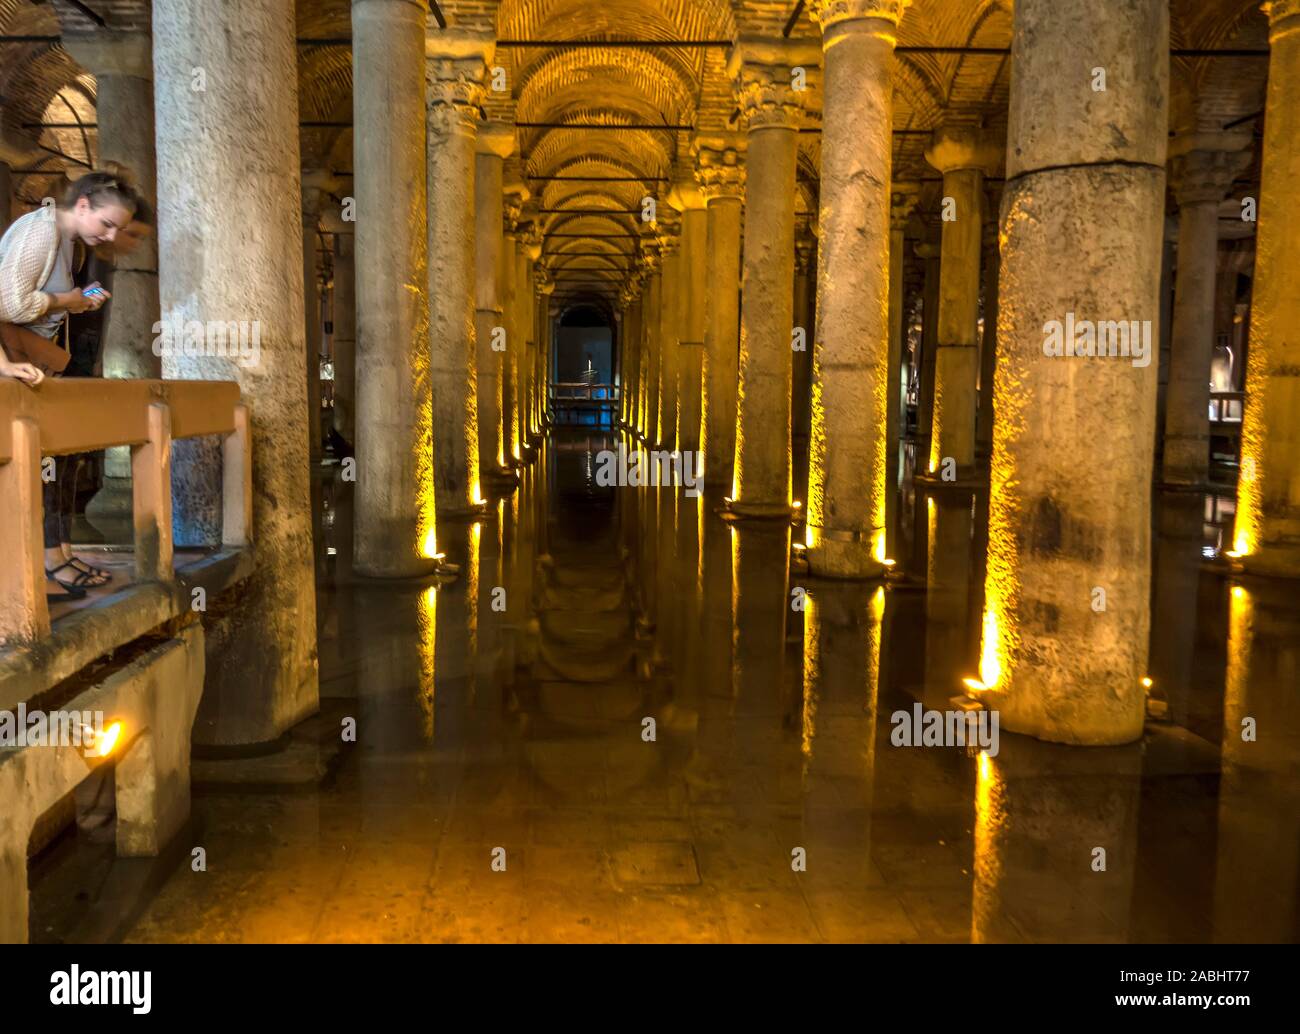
[1149,491,1209,733]
[1214,580,1300,942]
[730,523,795,801]
[972,737,1141,942]
[799,583,884,894]
[923,489,980,708]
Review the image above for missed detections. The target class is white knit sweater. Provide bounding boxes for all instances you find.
[0,208,63,325]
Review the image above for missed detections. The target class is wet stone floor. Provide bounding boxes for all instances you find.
[28,431,1300,943]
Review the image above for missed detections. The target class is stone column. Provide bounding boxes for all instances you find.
[655,211,682,449]
[977,0,1168,745]
[153,0,317,744]
[500,191,523,466]
[923,126,1000,478]
[639,242,662,440]
[915,234,940,442]
[671,181,708,456]
[886,182,920,561]
[427,32,491,516]
[696,135,745,487]
[327,217,356,443]
[474,123,515,483]
[804,2,897,574]
[791,221,816,476]
[535,276,555,429]
[352,0,434,571]
[520,225,542,446]
[1235,0,1300,573]
[1163,136,1251,487]
[976,188,1001,459]
[728,38,820,515]
[302,171,337,468]
[66,34,161,523]
[619,284,638,429]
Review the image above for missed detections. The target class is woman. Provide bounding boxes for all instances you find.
[0,169,137,602]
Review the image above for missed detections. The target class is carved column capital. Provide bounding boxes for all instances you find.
[727,38,822,131]
[1167,134,1253,206]
[889,180,922,232]
[810,0,910,32]
[694,133,747,201]
[425,33,493,138]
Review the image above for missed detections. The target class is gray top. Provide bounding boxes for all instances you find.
[28,231,75,340]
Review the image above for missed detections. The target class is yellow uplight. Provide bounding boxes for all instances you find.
[95,721,122,758]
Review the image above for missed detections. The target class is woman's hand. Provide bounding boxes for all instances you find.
[0,357,45,386]
[55,289,96,315]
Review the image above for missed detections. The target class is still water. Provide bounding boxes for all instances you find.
[29,431,1300,942]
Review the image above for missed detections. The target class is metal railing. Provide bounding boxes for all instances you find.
[547,382,619,427]
[0,378,249,646]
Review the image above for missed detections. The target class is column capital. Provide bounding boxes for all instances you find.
[63,32,152,79]
[810,0,910,32]
[521,223,544,259]
[693,133,747,201]
[426,32,493,137]
[667,176,707,212]
[476,121,517,158]
[302,169,343,221]
[1167,133,1253,206]
[890,180,922,231]
[727,37,822,131]
[924,125,1003,176]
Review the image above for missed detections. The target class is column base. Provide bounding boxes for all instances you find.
[482,467,521,495]
[913,467,986,491]
[353,554,441,580]
[721,498,793,521]
[1229,545,1300,580]
[805,533,890,580]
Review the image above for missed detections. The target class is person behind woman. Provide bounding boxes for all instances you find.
[0,169,136,601]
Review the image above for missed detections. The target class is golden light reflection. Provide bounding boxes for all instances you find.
[971,745,1006,944]
[94,720,122,758]
[417,585,436,742]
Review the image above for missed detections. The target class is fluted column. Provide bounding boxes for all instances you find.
[923,126,1000,478]
[696,135,745,486]
[728,38,820,515]
[153,0,317,744]
[426,32,490,517]
[1234,0,1300,573]
[671,181,708,456]
[804,2,898,574]
[66,34,161,523]
[978,0,1168,744]
[474,123,515,483]
[1163,136,1251,487]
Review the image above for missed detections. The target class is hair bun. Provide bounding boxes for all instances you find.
[98,161,136,190]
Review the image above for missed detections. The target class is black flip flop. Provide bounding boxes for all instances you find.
[47,560,99,594]
[64,556,113,586]
[45,567,88,603]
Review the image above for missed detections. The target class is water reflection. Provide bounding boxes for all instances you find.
[28,429,1300,943]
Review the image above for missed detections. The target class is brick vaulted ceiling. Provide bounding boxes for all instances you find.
[0,0,1275,303]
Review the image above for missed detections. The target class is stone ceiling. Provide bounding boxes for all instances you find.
[0,0,1274,306]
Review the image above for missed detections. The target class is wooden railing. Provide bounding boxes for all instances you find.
[0,378,249,646]
[549,382,619,402]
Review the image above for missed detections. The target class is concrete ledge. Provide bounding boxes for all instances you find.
[1,626,205,943]
[0,547,252,710]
